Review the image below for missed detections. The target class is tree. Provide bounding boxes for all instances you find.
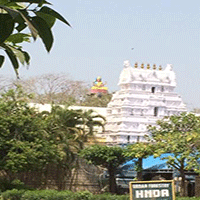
[15,74,89,105]
[46,106,105,151]
[79,145,129,194]
[148,112,200,197]
[0,87,62,176]
[124,142,155,181]
[43,106,105,189]
[0,0,70,76]
[80,93,112,107]
[11,74,112,106]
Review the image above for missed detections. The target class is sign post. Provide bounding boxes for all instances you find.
[130,180,175,200]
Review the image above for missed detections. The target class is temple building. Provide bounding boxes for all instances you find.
[29,60,187,146]
[105,60,187,145]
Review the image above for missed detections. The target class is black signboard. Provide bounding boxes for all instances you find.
[130,180,175,200]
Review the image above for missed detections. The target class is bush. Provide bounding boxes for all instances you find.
[21,190,74,200]
[73,190,93,200]
[5,189,200,200]
[1,189,25,200]
[1,189,130,200]
[90,193,129,200]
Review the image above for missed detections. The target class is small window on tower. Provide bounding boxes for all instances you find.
[151,87,155,93]
[127,135,130,143]
[161,86,164,92]
[142,85,146,90]
[154,107,158,116]
[130,109,134,115]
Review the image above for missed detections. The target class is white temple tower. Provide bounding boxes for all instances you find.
[105,61,187,145]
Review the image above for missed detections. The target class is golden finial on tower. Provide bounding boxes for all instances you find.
[153,64,156,70]
[159,65,162,70]
[147,63,150,69]
[141,63,144,69]
[134,62,138,68]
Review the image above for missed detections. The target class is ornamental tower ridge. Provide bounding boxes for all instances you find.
[105,60,187,145]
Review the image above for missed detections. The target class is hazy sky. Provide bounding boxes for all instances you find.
[1,0,200,110]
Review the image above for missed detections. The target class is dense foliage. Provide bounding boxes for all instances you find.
[2,188,200,200]
[1,189,130,200]
[123,112,200,197]
[0,87,105,190]
[0,87,59,174]
[0,0,70,76]
[147,112,200,197]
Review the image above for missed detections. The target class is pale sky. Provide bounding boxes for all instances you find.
[1,0,200,110]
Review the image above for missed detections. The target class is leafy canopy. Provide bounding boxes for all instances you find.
[148,112,200,165]
[148,112,200,196]
[0,87,62,173]
[79,145,128,169]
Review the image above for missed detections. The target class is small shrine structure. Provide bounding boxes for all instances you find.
[105,60,187,145]
[90,76,108,95]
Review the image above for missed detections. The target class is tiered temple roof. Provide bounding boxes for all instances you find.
[105,60,187,145]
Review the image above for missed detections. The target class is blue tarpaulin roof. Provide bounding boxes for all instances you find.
[121,154,172,171]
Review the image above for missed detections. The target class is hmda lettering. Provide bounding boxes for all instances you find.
[135,189,169,198]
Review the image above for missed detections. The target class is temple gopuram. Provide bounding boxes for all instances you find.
[105,60,187,145]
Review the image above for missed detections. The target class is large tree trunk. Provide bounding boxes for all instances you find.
[180,169,186,197]
[179,159,187,197]
[137,158,143,181]
[108,167,117,194]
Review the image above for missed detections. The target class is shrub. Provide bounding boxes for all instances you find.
[1,189,25,200]
[21,189,76,200]
[0,178,30,192]
[73,190,93,200]
[1,189,130,200]
[21,190,55,200]
[90,193,129,200]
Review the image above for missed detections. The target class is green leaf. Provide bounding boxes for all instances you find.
[4,48,19,69]
[8,46,26,65]
[6,33,31,44]
[38,0,47,7]
[39,6,71,27]
[3,2,25,9]
[35,11,55,28]
[31,16,53,52]
[4,45,19,77]
[0,55,5,68]
[12,10,28,32]
[0,5,19,19]
[0,14,14,43]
